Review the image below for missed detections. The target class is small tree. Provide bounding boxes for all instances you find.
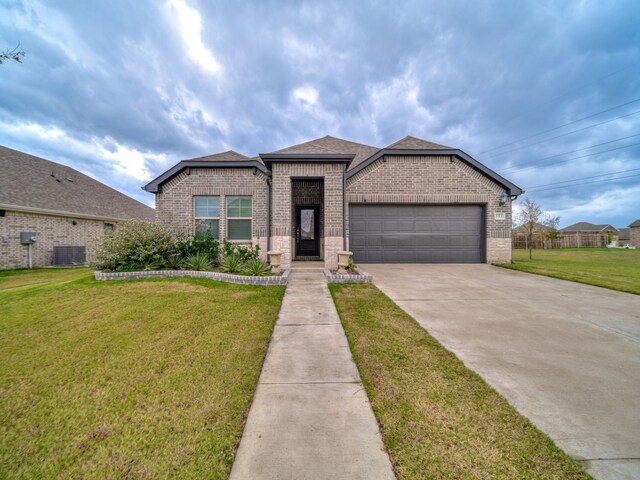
[517,198,542,260]
[542,216,561,247]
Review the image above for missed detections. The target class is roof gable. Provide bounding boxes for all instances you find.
[385,135,453,150]
[186,150,251,162]
[561,222,618,232]
[270,135,379,168]
[629,219,640,228]
[0,146,155,221]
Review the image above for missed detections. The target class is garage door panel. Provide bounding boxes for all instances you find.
[349,204,484,264]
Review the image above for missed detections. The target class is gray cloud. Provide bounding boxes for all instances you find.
[1,0,639,225]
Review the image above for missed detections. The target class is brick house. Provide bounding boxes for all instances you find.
[630,220,640,247]
[144,135,523,269]
[0,146,155,270]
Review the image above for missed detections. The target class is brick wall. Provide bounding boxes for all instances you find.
[271,163,345,269]
[0,210,109,269]
[346,155,513,263]
[155,167,270,257]
[631,226,640,247]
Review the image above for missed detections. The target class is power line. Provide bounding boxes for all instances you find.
[478,97,640,156]
[499,132,640,172]
[473,60,640,141]
[526,173,640,193]
[501,139,640,174]
[480,108,640,163]
[525,167,640,189]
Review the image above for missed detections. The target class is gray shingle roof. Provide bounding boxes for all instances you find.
[560,222,618,233]
[270,135,380,170]
[186,150,250,162]
[385,135,453,150]
[629,219,640,228]
[0,146,155,221]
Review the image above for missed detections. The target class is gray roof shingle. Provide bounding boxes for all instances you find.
[385,135,453,150]
[560,222,618,233]
[270,135,380,170]
[0,146,155,221]
[629,219,640,228]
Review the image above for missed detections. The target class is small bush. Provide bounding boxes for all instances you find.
[243,258,271,276]
[178,231,220,265]
[221,253,244,274]
[347,258,357,273]
[166,254,185,270]
[93,221,179,271]
[186,253,213,271]
[222,240,260,263]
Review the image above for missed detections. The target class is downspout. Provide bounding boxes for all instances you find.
[342,167,347,250]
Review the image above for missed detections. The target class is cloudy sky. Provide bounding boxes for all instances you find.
[1,0,639,228]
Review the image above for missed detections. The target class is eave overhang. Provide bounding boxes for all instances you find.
[259,153,355,167]
[345,148,524,197]
[143,160,270,193]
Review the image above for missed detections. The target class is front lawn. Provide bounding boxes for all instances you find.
[330,284,591,480]
[0,268,284,479]
[498,248,640,295]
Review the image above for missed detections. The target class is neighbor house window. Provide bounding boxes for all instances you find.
[194,196,220,238]
[226,196,252,240]
[103,223,114,233]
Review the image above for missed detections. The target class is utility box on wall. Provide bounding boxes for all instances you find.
[20,232,37,245]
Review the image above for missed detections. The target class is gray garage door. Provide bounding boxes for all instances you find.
[349,204,484,263]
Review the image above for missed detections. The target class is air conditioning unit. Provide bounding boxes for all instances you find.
[53,246,86,266]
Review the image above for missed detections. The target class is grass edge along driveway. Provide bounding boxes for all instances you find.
[497,248,640,295]
[0,268,284,479]
[329,283,592,480]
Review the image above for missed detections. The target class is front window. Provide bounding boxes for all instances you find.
[226,196,252,240]
[103,223,114,233]
[194,196,220,238]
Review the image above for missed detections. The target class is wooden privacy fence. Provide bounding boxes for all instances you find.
[512,233,609,249]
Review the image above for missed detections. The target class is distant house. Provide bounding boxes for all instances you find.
[512,222,551,236]
[560,222,619,235]
[630,219,640,247]
[617,228,631,246]
[0,146,155,270]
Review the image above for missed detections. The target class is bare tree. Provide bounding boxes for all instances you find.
[0,44,25,65]
[543,216,561,244]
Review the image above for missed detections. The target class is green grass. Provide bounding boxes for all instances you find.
[0,268,284,479]
[330,284,591,480]
[497,248,640,295]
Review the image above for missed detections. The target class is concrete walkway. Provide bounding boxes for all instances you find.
[229,269,395,480]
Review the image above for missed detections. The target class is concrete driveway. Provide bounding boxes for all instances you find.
[363,264,640,480]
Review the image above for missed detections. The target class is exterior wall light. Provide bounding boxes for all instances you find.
[499,192,509,206]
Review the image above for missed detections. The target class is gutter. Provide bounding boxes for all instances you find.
[0,203,140,223]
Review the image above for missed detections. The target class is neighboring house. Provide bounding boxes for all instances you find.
[630,220,640,247]
[512,222,553,249]
[512,222,551,236]
[616,228,631,246]
[560,222,618,235]
[144,135,523,269]
[0,146,155,270]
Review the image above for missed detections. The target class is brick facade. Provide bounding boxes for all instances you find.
[0,210,110,269]
[155,167,270,257]
[152,149,517,268]
[631,225,640,247]
[346,155,512,263]
[271,163,345,270]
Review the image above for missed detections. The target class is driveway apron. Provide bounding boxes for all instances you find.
[229,270,395,480]
[365,263,640,480]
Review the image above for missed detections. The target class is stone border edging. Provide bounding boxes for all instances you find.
[324,268,372,284]
[95,269,289,286]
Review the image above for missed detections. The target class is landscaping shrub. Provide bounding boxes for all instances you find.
[93,221,180,271]
[177,231,220,265]
[220,253,244,274]
[185,253,213,271]
[222,239,260,263]
[243,258,271,276]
